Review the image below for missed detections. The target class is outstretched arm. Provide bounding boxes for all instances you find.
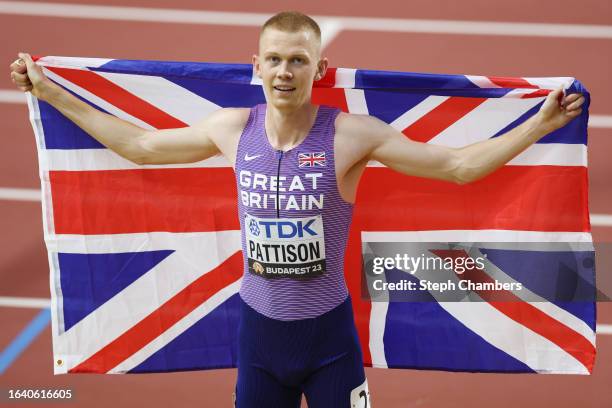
[10,53,245,165]
[361,88,585,184]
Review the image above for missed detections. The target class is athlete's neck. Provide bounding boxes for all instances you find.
[265,103,319,152]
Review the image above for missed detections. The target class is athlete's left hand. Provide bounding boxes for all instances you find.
[537,87,585,132]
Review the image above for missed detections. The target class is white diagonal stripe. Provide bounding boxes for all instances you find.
[427,97,543,147]
[42,67,154,131]
[94,72,221,125]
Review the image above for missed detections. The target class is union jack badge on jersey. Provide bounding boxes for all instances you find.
[298,152,326,167]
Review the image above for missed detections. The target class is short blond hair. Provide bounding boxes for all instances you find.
[261,11,321,42]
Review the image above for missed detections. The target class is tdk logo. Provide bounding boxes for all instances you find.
[258,219,317,238]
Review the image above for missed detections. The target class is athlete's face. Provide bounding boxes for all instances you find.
[253,28,328,110]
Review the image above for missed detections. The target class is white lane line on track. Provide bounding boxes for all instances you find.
[0,187,40,201]
[1,1,612,39]
[3,186,612,227]
[0,296,50,308]
[0,90,26,103]
[591,214,612,227]
[2,90,612,129]
[1,296,611,336]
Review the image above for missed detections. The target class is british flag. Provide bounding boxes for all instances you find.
[26,56,595,375]
[298,152,326,167]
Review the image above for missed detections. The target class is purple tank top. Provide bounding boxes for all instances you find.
[235,104,354,320]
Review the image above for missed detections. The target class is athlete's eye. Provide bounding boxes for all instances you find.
[268,56,280,63]
[292,57,304,64]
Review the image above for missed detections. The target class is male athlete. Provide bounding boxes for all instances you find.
[10,11,584,408]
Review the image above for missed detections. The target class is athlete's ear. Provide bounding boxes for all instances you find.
[252,54,262,78]
[314,57,329,81]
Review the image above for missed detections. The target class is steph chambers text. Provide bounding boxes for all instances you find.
[372,279,523,293]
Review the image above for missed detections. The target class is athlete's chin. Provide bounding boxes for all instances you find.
[269,97,304,110]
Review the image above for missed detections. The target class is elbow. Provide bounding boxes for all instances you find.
[452,169,475,185]
[449,154,480,185]
[129,132,152,165]
[130,156,148,165]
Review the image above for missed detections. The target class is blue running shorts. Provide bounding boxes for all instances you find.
[234,295,371,408]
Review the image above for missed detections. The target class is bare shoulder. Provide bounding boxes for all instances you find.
[196,107,251,164]
[196,107,251,134]
[335,111,390,141]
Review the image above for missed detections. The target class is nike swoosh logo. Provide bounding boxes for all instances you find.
[244,154,262,161]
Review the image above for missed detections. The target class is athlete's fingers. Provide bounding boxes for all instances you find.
[565,107,582,118]
[563,93,581,104]
[565,95,585,111]
[9,58,27,74]
[10,71,29,83]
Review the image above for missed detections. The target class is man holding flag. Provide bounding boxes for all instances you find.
[9,10,585,408]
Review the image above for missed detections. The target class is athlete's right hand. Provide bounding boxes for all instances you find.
[9,52,53,100]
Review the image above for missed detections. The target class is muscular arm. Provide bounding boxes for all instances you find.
[10,53,247,165]
[339,88,584,186]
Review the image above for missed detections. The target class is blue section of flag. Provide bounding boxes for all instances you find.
[364,90,429,125]
[384,302,534,372]
[94,60,254,85]
[129,294,241,372]
[166,77,266,108]
[58,250,174,331]
[356,69,480,91]
[381,268,534,372]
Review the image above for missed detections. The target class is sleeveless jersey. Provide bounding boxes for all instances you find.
[235,104,354,320]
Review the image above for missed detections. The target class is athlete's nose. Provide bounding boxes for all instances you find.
[276,61,293,80]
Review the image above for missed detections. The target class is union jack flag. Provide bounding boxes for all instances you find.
[26,57,595,375]
[298,152,326,167]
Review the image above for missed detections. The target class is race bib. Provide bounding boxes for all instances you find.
[245,213,326,279]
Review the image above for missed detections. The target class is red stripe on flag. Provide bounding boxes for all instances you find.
[488,77,538,89]
[402,97,486,143]
[50,168,239,234]
[522,89,551,99]
[314,67,337,88]
[46,67,187,129]
[432,249,595,372]
[312,88,349,112]
[69,251,243,373]
[354,166,589,232]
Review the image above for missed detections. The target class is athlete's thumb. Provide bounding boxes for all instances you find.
[17,52,38,73]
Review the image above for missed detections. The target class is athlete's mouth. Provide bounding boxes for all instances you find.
[273,86,296,92]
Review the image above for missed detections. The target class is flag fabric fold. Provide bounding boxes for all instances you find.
[26,56,595,375]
